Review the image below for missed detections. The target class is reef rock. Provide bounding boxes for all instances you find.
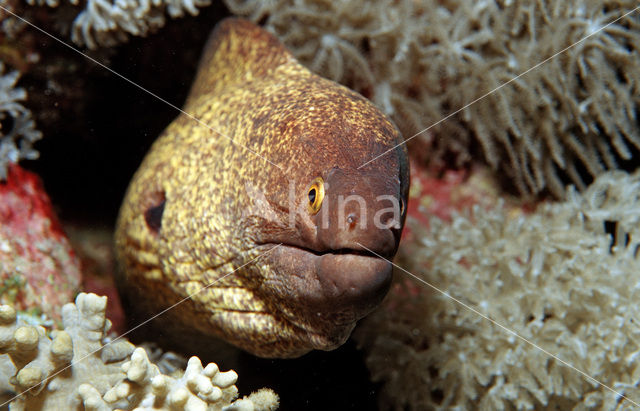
[0,163,81,321]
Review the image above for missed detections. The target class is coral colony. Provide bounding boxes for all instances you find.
[0,64,41,181]
[356,170,640,409]
[24,0,213,49]
[0,293,279,410]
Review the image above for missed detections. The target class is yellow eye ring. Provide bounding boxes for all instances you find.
[307,177,325,214]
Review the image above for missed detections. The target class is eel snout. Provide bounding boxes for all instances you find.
[263,167,403,340]
[314,167,403,259]
[314,251,392,314]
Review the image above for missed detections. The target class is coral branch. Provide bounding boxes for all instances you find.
[0,63,41,180]
[0,293,279,410]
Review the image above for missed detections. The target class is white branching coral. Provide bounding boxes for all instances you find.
[0,62,41,180]
[24,0,212,48]
[79,349,277,411]
[226,0,640,197]
[70,0,213,49]
[0,293,279,410]
[355,170,640,410]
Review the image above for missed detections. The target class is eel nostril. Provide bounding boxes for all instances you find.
[383,213,401,229]
[388,219,401,230]
[346,213,357,229]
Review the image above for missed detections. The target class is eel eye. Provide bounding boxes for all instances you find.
[307,177,325,214]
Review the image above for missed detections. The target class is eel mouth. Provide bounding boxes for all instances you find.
[261,242,393,320]
[282,245,381,258]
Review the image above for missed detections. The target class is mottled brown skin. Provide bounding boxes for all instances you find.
[115,18,409,358]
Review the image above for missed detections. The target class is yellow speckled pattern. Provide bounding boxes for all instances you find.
[115,18,409,358]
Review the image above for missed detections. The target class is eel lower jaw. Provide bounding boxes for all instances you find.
[259,242,393,323]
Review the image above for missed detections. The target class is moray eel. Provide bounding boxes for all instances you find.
[115,18,409,358]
